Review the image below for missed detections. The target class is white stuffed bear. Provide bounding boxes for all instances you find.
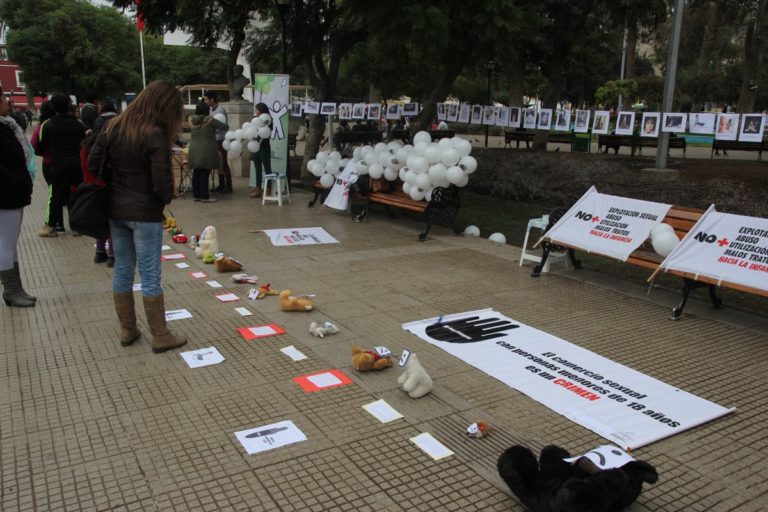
[398,352,433,398]
[309,321,340,338]
[195,226,219,259]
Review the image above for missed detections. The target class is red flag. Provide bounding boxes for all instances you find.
[136,0,144,32]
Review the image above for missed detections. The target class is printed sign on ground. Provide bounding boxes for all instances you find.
[262,227,339,246]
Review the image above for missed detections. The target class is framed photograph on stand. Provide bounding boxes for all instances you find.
[574,110,590,133]
[614,112,635,136]
[537,108,553,130]
[523,109,537,129]
[509,107,521,128]
[640,112,660,138]
[661,113,687,133]
[738,114,766,142]
[591,110,610,134]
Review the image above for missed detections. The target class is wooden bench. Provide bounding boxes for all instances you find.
[429,129,455,139]
[504,131,576,150]
[632,136,687,158]
[598,134,633,154]
[711,139,767,160]
[354,177,461,241]
[533,205,734,319]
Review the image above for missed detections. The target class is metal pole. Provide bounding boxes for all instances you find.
[139,29,147,89]
[617,27,628,112]
[485,66,492,148]
[656,0,685,170]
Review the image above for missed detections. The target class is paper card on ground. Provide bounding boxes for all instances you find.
[165,309,192,321]
[237,324,286,340]
[280,345,308,361]
[132,283,142,292]
[410,432,454,460]
[180,347,225,368]
[175,262,190,268]
[234,307,252,317]
[216,293,239,302]
[189,271,208,279]
[234,420,307,455]
[363,399,403,423]
[262,227,339,246]
[293,369,352,392]
[206,280,222,288]
[161,253,186,261]
[161,245,172,251]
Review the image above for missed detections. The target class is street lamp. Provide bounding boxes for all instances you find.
[485,60,496,148]
[275,0,290,74]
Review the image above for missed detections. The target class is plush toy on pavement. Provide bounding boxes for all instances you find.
[497,444,658,512]
[256,283,280,299]
[215,255,243,272]
[466,421,490,438]
[195,226,218,259]
[309,321,339,338]
[397,352,433,398]
[351,346,393,371]
[279,290,314,312]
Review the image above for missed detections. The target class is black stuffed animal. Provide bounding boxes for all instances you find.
[497,445,658,512]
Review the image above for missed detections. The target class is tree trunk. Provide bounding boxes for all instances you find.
[506,65,525,107]
[737,0,768,113]
[625,21,638,80]
[411,55,466,134]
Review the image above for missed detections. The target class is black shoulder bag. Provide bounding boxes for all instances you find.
[68,136,111,239]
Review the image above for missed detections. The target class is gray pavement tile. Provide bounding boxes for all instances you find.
[153,471,279,512]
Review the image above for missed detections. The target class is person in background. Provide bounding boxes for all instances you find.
[437,119,449,130]
[80,95,98,130]
[0,86,36,307]
[87,80,187,354]
[203,92,232,193]
[249,102,273,198]
[93,100,118,134]
[30,100,56,235]
[188,101,228,203]
[37,94,86,236]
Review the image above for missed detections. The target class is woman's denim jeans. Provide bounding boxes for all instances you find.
[109,219,163,297]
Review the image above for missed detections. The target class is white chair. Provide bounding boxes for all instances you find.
[262,172,291,206]
[519,215,566,273]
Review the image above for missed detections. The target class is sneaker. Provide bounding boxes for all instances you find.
[201,198,218,203]
[55,225,65,233]
[94,251,108,263]
[107,257,115,268]
[39,225,58,238]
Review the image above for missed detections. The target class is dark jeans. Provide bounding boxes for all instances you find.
[215,140,231,181]
[251,144,272,188]
[192,168,211,199]
[50,166,81,229]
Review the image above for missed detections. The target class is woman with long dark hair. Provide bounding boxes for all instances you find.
[87,81,187,353]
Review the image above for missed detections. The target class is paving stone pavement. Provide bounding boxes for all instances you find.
[2,171,768,512]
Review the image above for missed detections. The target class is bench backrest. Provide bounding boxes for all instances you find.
[337,130,382,144]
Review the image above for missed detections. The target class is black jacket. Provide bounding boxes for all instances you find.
[38,113,87,174]
[80,103,98,130]
[87,127,174,222]
[0,122,33,210]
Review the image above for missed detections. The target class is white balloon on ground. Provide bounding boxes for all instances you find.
[446,166,464,184]
[369,163,384,179]
[214,113,227,124]
[489,232,507,244]
[459,155,477,174]
[247,140,260,153]
[319,173,335,188]
[652,230,679,257]
[413,130,431,145]
[464,225,481,237]
[257,126,272,139]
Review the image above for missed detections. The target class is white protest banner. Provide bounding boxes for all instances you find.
[543,186,671,261]
[251,74,290,185]
[403,308,734,451]
[658,206,768,293]
[262,227,339,246]
[323,161,358,211]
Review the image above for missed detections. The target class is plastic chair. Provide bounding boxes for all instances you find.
[519,215,566,273]
[262,172,291,205]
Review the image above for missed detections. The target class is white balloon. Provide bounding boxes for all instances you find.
[459,155,478,174]
[258,113,271,125]
[399,167,409,181]
[384,167,398,181]
[424,145,442,164]
[409,187,426,201]
[214,113,227,124]
[489,232,507,244]
[340,158,349,167]
[453,138,472,157]
[395,147,410,163]
[244,126,258,140]
[357,160,369,175]
[405,155,418,169]
[652,230,679,257]
[251,117,265,127]
[222,140,231,151]
[320,173,335,188]
[428,163,447,183]
[247,140,261,153]
[369,163,384,179]
[225,130,235,141]
[415,173,431,189]
[446,165,464,184]
[464,225,481,237]
[404,169,417,184]
[234,129,243,139]
[387,141,402,153]
[455,173,469,187]
[403,182,412,194]
[378,152,391,167]
[410,156,429,174]
[413,130,431,145]
[441,148,460,167]
[230,140,242,153]
[353,147,362,160]
[360,145,374,158]
[257,126,272,139]
[242,121,252,131]
[316,151,329,164]
[437,137,452,148]
[425,187,435,202]
[374,142,388,154]
[650,223,675,239]
[325,160,338,173]
[329,151,342,162]
[413,141,429,156]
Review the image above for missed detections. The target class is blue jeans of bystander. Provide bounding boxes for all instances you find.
[109,219,163,296]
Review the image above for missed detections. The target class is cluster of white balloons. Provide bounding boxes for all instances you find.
[650,223,679,257]
[307,130,478,202]
[223,113,273,157]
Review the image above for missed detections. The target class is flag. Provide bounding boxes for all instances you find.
[136,0,144,31]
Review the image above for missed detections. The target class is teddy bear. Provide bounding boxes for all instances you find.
[497,444,658,512]
[397,352,432,398]
[310,321,340,338]
[351,347,393,371]
[466,421,490,438]
[279,290,314,312]
[195,225,218,259]
[215,255,243,272]
[256,283,280,299]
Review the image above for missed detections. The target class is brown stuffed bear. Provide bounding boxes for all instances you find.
[279,290,314,312]
[351,347,393,371]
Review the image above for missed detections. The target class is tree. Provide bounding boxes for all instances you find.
[737,0,768,112]
[1,0,142,99]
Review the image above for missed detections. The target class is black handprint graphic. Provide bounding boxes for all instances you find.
[425,316,519,343]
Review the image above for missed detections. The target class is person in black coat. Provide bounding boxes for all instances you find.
[0,86,36,307]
